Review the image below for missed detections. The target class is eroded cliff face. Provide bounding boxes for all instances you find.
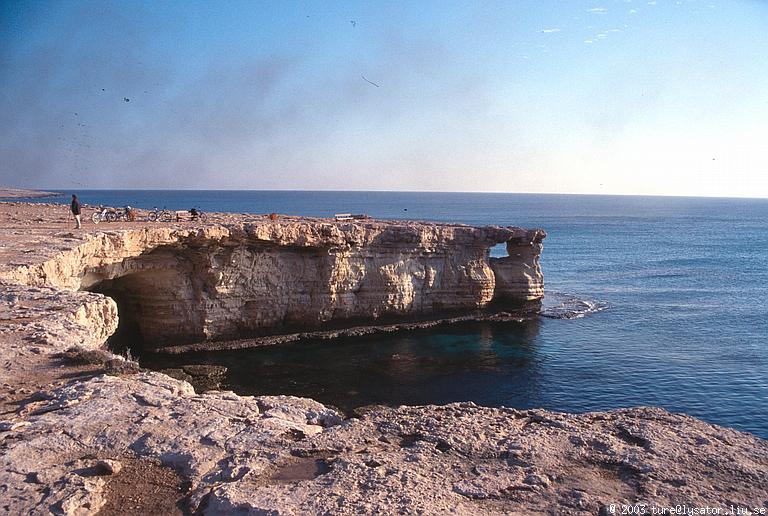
[1,219,545,350]
[2,204,765,515]
[489,233,546,304]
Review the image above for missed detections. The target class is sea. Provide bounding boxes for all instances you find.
[21,191,768,438]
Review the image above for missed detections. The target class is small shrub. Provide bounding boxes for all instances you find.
[60,347,113,365]
[59,346,140,376]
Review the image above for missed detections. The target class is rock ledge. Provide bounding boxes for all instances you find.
[0,202,766,514]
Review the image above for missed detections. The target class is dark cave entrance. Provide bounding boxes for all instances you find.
[89,276,149,357]
[81,244,206,359]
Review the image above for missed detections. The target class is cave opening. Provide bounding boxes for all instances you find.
[86,265,201,358]
[489,242,508,259]
[89,276,150,358]
[80,244,208,359]
[79,238,539,365]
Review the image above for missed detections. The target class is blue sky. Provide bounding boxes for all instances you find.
[1,0,767,196]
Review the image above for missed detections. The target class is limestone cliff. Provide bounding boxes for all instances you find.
[489,231,545,304]
[0,218,545,350]
[2,204,766,515]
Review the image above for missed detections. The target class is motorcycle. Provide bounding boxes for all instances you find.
[147,207,207,222]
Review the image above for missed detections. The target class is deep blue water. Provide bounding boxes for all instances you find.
[24,191,768,438]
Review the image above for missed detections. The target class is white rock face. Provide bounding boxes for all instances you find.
[1,375,765,515]
[2,220,545,348]
[1,205,766,515]
[0,372,344,515]
[489,232,545,303]
[0,286,118,388]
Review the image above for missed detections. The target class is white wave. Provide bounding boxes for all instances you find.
[540,291,608,319]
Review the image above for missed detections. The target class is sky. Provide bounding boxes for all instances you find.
[1,0,767,196]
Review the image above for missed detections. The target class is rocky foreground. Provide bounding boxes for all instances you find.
[1,202,767,514]
[5,371,766,515]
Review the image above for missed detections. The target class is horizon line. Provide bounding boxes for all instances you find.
[13,187,768,201]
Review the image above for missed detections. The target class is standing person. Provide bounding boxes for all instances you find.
[70,194,82,229]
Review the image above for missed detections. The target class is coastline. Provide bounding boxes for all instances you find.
[156,310,533,354]
[0,201,766,513]
[0,187,62,199]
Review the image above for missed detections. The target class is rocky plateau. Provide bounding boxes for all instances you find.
[0,201,766,515]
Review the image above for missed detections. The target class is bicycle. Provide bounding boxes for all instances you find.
[91,206,117,224]
[92,206,136,223]
[147,207,173,222]
[188,208,207,222]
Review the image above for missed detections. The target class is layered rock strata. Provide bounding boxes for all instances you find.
[1,203,766,514]
[1,217,545,350]
[489,232,545,304]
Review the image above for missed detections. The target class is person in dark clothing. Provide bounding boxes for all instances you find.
[70,194,82,229]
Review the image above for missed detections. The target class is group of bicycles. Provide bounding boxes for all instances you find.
[146,207,207,222]
[90,206,207,224]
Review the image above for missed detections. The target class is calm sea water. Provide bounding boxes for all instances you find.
[25,191,768,438]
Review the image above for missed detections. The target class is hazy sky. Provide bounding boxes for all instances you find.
[2,0,767,196]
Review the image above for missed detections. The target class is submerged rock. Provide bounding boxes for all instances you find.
[181,364,227,392]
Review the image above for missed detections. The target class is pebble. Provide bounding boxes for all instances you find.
[95,459,122,475]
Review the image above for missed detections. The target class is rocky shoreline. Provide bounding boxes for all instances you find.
[156,309,533,354]
[0,188,61,199]
[1,202,766,514]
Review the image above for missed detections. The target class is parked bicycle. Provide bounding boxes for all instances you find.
[92,206,135,224]
[188,208,207,222]
[147,207,173,222]
[146,207,207,222]
[91,205,117,224]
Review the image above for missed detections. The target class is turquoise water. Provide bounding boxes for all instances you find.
[25,191,768,437]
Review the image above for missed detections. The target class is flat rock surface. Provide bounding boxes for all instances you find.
[0,201,526,283]
[1,201,766,514]
[1,372,766,514]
